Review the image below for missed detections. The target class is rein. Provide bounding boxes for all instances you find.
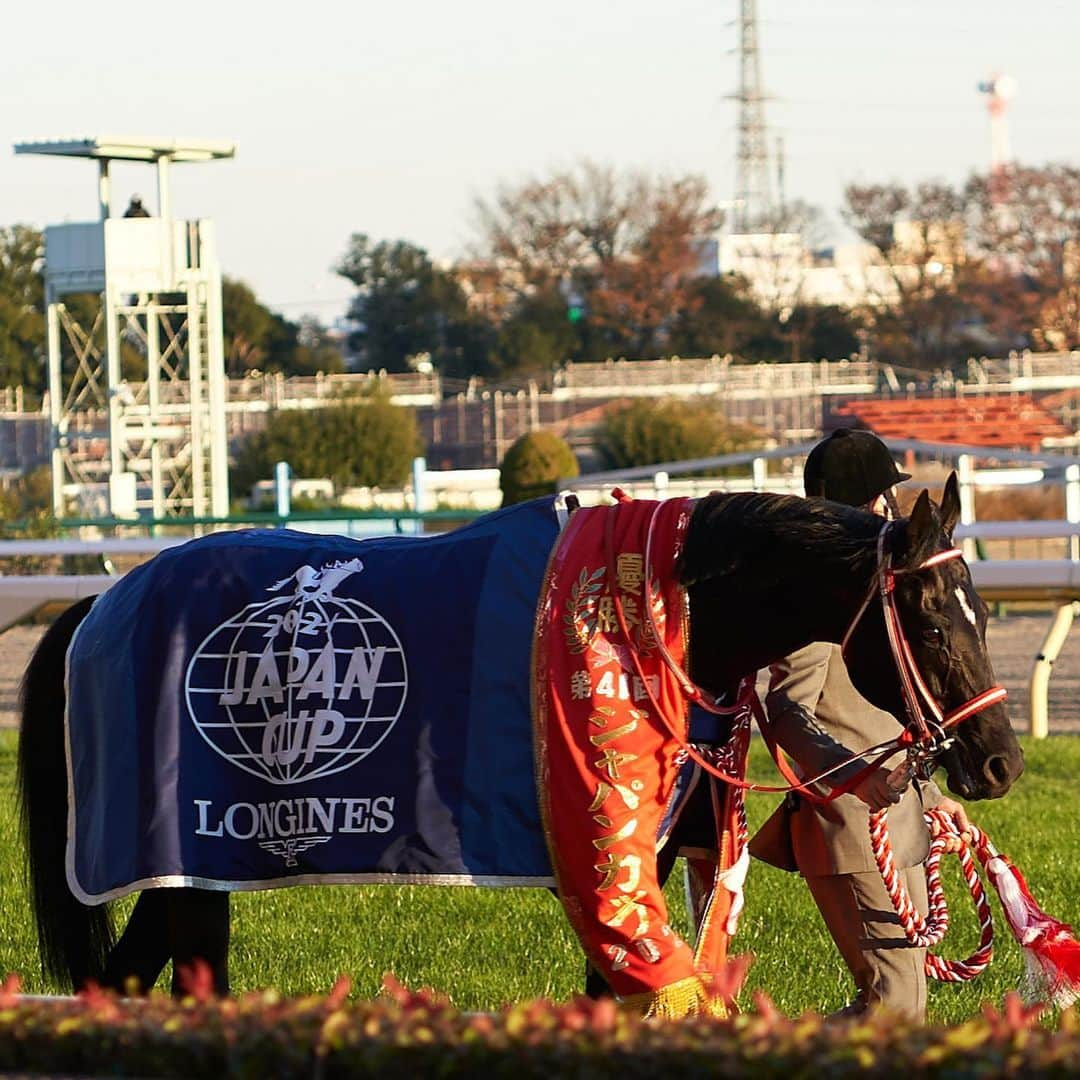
[612,499,1005,802]
[840,523,1007,746]
[600,493,1067,997]
[603,499,887,801]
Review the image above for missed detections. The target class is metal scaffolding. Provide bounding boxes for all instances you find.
[14,136,235,519]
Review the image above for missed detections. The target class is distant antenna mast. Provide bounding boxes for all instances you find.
[775,134,786,216]
[733,0,773,231]
[977,73,1017,204]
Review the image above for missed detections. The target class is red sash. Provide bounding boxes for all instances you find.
[533,494,745,1014]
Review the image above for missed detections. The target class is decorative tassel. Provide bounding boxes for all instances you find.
[620,974,727,1019]
[987,856,1080,1007]
[876,809,1080,999]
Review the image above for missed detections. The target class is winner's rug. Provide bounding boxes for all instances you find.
[64,498,561,903]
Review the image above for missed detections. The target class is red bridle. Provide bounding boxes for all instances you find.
[841,522,1008,746]
[615,503,1008,798]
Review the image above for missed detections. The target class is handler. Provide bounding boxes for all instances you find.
[749,428,972,1021]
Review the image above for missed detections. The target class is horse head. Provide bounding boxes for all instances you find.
[842,472,1025,800]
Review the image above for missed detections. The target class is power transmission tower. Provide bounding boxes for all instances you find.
[732,0,773,232]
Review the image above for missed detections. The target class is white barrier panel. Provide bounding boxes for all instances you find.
[957,521,1080,541]
[0,575,116,634]
[2,557,1079,738]
[0,538,186,557]
[970,560,1080,601]
[969,561,1080,739]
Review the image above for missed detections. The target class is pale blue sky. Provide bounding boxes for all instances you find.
[3,0,1077,322]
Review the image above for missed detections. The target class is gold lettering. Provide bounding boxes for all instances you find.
[588,783,613,812]
[594,852,643,892]
[594,749,638,781]
[597,595,618,633]
[592,817,639,850]
[588,718,638,747]
[604,890,650,935]
[616,553,644,594]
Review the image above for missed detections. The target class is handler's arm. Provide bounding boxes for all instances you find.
[765,643,872,789]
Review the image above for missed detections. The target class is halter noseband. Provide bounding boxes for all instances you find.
[841,522,1008,747]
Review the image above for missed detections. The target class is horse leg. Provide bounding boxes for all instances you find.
[101,891,173,993]
[165,888,231,997]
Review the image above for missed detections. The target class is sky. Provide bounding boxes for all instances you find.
[2,0,1078,324]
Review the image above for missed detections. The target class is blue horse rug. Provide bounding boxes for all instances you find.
[64,497,563,903]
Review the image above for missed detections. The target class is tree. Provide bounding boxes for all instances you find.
[0,226,45,391]
[473,163,723,360]
[232,391,423,495]
[725,199,829,321]
[221,278,338,376]
[595,398,761,470]
[336,234,489,375]
[499,431,579,506]
[489,286,581,377]
[775,303,863,363]
[289,316,345,377]
[842,181,979,368]
[668,274,769,359]
[967,164,1080,351]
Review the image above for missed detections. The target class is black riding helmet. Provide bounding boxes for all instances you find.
[803,428,910,508]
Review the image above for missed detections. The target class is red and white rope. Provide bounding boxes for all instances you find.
[870,806,996,981]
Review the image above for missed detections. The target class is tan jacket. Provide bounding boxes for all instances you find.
[750,642,942,876]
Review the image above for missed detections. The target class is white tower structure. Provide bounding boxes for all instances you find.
[977,74,1017,203]
[14,136,235,519]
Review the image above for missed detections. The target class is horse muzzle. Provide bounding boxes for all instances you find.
[943,733,1024,801]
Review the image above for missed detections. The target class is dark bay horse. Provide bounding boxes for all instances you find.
[17,476,1024,996]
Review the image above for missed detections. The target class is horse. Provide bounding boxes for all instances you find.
[16,474,1024,999]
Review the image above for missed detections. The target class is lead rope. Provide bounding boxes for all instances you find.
[870,807,994,980]
[871,806,1080,1001]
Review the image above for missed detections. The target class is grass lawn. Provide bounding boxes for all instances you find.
[1,728,1076,1021]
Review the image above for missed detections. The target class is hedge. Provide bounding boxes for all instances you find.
[1,970,1077,1078]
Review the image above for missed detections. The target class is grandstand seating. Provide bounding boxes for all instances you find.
[826,394,1073,450]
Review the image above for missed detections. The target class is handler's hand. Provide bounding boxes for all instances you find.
[931,797,972,854]
[852,767,905,812]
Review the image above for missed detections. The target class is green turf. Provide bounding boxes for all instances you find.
[1,728,1076,1021]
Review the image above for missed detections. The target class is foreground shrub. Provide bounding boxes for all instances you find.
[1,971,1078,1079]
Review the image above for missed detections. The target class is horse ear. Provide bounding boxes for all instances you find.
[939,471,961,539]
[899,489,939,567]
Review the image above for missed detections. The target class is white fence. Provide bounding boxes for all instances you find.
[1,524,1079,738]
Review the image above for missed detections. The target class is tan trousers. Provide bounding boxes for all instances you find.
[803,865,929,1021]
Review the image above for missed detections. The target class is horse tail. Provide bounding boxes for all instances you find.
[16,596,115,990]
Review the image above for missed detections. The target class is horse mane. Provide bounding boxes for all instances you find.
[678,491,884,588]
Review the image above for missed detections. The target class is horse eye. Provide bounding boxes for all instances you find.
[923,627,944,645]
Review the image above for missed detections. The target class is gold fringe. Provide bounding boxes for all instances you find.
[619,974,727,1019]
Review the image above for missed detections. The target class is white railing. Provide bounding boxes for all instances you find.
[1,529,1078,739]
[6,438,1080,737]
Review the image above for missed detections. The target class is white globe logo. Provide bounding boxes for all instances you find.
[185,559,407,785]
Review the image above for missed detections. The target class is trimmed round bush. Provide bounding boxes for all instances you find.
[499,431,579,507]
